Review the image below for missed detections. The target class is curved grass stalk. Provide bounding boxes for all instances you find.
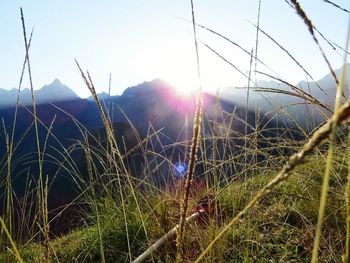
[194,22,278,78]
[251,23,328,95]
[323,0,349,13]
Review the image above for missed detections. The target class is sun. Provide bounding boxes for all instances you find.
[154,52,199,97]
[170,78,199,97]
[129,40,203,96]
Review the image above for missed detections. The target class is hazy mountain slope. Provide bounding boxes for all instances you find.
[218,64,350,130]
[0,79,79,108]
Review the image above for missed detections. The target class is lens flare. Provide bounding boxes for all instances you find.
[172,162,188,178]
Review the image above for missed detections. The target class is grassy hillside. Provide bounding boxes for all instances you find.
[0,148,347,262]
[1,1,350,263]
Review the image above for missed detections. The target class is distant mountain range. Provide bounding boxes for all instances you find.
[218,64,350,128]
[0,79,79,108]
[0,65,345,156]
[1,63,347,114]
[87,92,112,101]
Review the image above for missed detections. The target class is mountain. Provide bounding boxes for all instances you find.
[35,78,80,103]
[0,79,80,108]
[218,64,350,129]
[0,88,20,108]
[296,64,350,106]
[87,91,114,101]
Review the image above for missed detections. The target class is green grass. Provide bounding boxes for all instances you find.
[0,148,347,262]
[0,200,149,263]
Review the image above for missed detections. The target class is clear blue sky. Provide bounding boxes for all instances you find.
[1,0,349,98]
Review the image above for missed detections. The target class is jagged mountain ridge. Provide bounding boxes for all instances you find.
[0,79,79,108]
[218,64,350,128]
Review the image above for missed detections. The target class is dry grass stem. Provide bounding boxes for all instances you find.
[289,0,339,86]
[175,0,203,261]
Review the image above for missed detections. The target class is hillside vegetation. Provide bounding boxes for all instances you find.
[0,149,347,262]
[1,1,350,263]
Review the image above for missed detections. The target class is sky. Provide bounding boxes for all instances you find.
[0,0,349,98]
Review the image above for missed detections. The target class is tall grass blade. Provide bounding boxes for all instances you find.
[311,17,350,263]
[289,0,339,85]
[346,130,350,262]
[20,8,47,250]
[254,0,262,83]
[175,0,203,261]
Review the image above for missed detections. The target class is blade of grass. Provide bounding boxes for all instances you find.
[175,0,203,261]
[346,130,350,262]
[289,0,339,86]
[251,22,327,94]
[0,216,24,263]
[311,15,350,263]
[21,8,47,251]
[323,0,349,13]
[254,0,262,83]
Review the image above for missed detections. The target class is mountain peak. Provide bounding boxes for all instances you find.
[37,79,79,103]
[51,78,63,86]
[87,92,111,101]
